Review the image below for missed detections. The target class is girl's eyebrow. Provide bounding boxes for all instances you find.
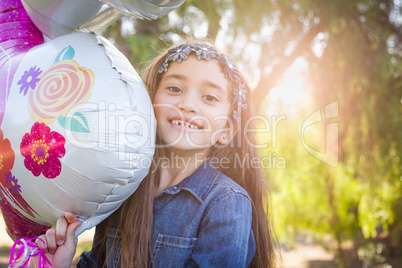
[203,80,225,94]
[163,74,187,81]
[164,74,225,93]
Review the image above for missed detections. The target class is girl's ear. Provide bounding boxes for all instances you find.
[217,122,234,145]
[217,132,231,145]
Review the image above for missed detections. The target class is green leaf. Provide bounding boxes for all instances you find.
[57,112,90,133]
[54,46,75,63]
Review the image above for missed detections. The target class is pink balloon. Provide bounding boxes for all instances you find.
[0,0,47,240]
[0,0,43,125]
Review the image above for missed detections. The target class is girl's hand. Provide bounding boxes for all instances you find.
[34,212,81,268]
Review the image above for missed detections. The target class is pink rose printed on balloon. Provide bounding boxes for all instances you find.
[27,59,95,125]
[20,122,66,179]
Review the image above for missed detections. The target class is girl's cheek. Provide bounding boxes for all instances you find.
[153,87,164,101]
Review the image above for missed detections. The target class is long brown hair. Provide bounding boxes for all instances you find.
[98,40,281,267]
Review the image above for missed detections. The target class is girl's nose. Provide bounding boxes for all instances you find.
[177,92,199,114]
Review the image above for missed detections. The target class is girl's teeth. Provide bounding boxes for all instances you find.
[171,120,199,129]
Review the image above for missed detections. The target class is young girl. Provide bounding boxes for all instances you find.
[36,41,280,267]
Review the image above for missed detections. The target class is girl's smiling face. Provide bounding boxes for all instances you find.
[154,55,232,152]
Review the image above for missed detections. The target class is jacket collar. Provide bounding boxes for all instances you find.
[162,158,220,203]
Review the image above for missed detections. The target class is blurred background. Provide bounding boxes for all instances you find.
[1,0,402,267]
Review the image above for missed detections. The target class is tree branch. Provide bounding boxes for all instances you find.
[253,22,324,111]
[191,1,221,40]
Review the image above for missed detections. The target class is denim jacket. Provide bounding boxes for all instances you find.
[78,159,256,267]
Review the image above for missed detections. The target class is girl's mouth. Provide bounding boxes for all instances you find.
[169,119,200,130]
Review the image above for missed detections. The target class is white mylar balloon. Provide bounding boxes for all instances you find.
[101,0,186,20]
[0,32,155,236]
[21,0,122,39]
[22,0,186,39]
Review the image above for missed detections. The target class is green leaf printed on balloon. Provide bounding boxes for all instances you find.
[54,46,75,63]
[57,112,90,133]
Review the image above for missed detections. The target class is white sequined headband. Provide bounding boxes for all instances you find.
[158,43,247,121]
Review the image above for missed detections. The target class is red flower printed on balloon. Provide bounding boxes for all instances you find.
[0,129,15,187]
[20,122,66,179]
[27,59,94,124]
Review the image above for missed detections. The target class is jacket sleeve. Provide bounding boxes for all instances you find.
[188,191,256,267]
[77,250,100,268]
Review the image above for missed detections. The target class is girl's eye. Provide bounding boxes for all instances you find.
[203,95,219,102]
[167,86,182,93]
